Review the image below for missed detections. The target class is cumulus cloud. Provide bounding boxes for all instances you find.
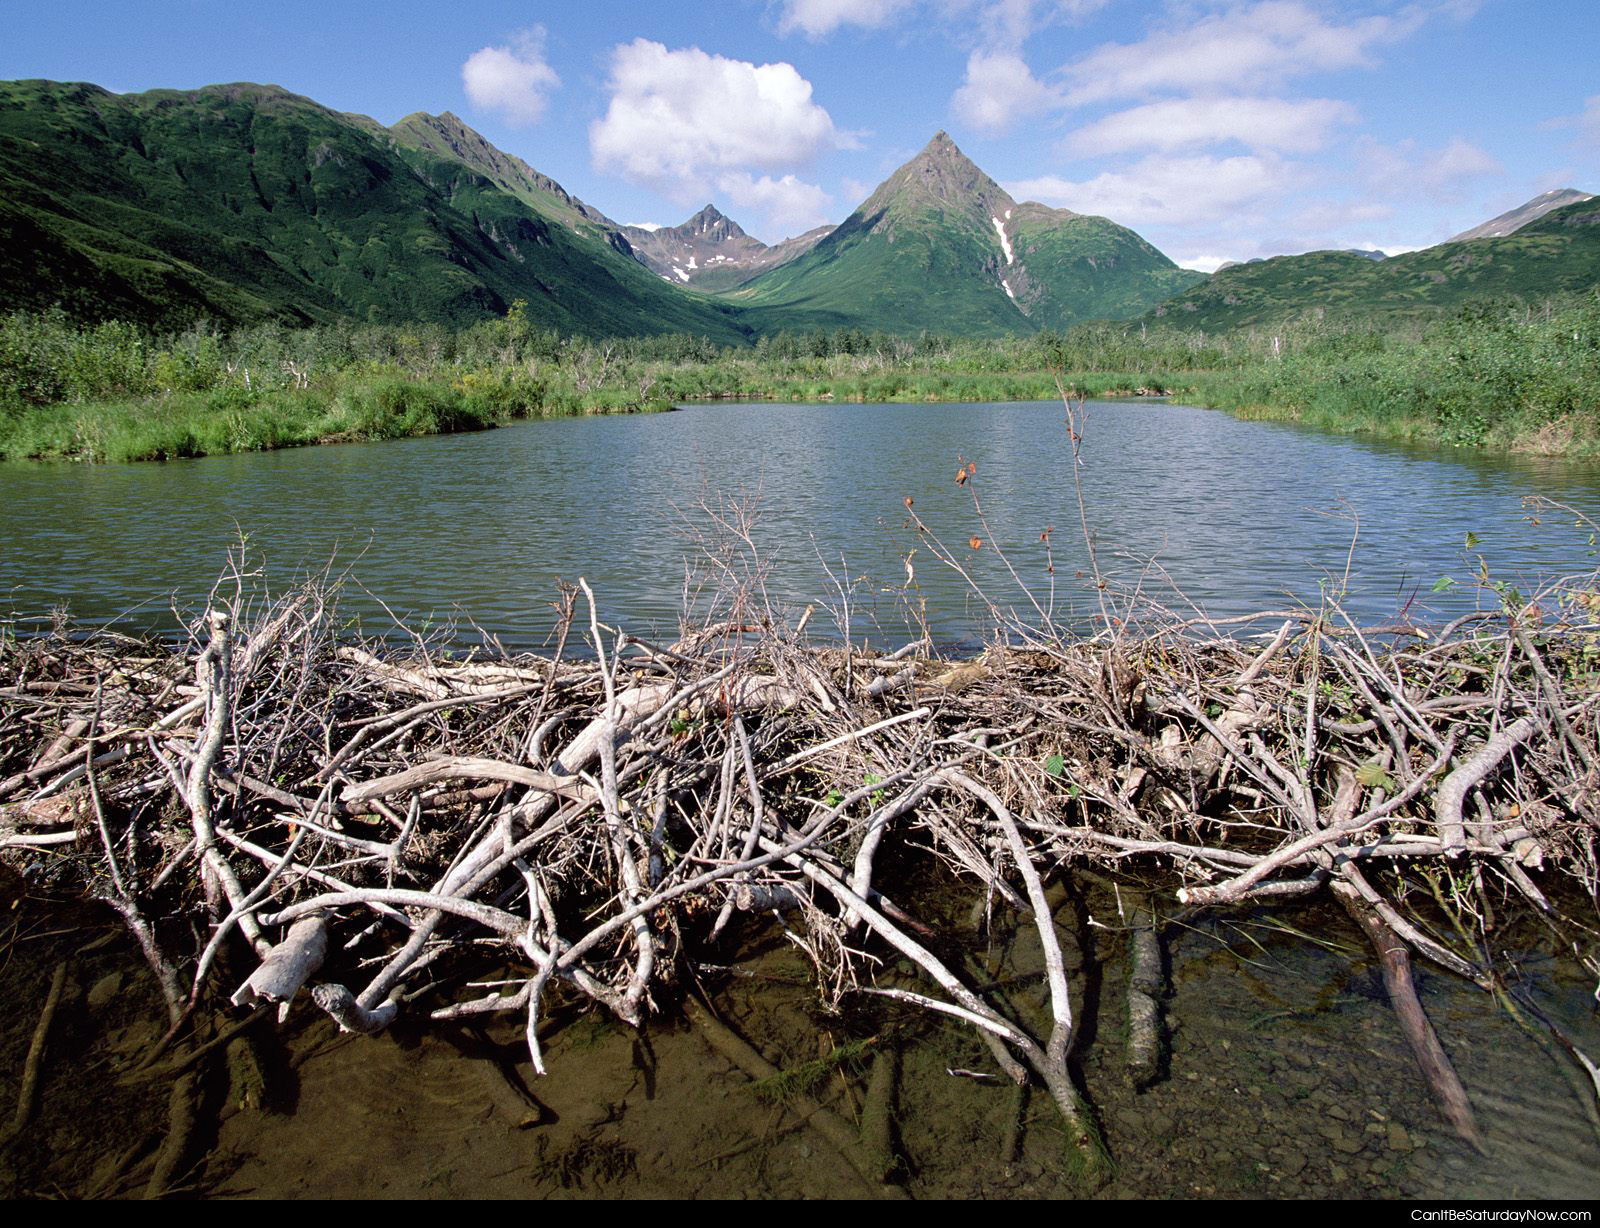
[590,40,846,201]
[777,0,917,37]
[1006,153,1300,225]
[461,27,560,126]
[1067,97,1358,156]
[1060,1,1425,106]
[717,172,834,235]
[952,50,1063,134]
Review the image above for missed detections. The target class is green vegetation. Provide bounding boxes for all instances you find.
[0,306,675,462]
[734,133,1204,337]
[747,1036,878,1106]
[0,79,751,342]
[1150,197,1600,332]
[2,292,1597,463]
[1171,295,1600,452]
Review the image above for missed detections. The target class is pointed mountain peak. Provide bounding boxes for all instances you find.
[391,110,498,159]
[909,130,978,172]
[677,204,747,242]
[857,130,1014,231]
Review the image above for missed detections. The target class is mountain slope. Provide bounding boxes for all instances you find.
[1446,187,1594,244]
[388,110,627,245]
[1003,202,1206,329]
[735,132,1203,336]
[1147,196,1600,331]
[0,80,750,340]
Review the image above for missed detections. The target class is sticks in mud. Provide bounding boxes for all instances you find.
[2,515,1597,1178]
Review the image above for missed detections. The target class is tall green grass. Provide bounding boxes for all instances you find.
[3,293,1597,461]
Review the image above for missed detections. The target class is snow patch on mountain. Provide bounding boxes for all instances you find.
[992,216,1014,265]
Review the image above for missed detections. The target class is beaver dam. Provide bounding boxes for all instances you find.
[2,503,1599,1198]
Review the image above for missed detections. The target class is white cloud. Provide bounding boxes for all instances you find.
[717,172,835,235]
[951,50,1063,134]
[590,40,847,201]
[461,27,560,126]
[974,0,1107,49]
[777,0,917,37]
[1176,253,1239,274]
[779,0,1105,44]
[1361,136,1502,200]
[1067,96,1357,156]
[1060,2,1426,106]
[1580,95,1600,148]
[1007,154,1299,225]
[1548,94,1600,149]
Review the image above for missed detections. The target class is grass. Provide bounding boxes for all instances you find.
[3,293,1597,462]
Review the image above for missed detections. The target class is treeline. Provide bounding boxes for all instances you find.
[2,293,1597,461]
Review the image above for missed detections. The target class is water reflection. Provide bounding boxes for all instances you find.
[3,401,1598,647]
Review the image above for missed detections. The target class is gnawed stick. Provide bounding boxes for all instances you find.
[1435,716,1538,855]
[1125,905,1163,1089]
[1331,878,1484,1152]
[1,960,69,1148]
[230,916,329,1019]
[858,1042,900,1183]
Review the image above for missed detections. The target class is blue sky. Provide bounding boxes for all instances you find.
[3,1,1597,269]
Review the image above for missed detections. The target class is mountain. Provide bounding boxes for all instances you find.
[1446,188,1594,244]
[732,132,1204,336]
[620,206,830,292]
[1218,249,1385,271]
[1146,196,1600,332]
[0,81,751,340]
[388,110,625,245]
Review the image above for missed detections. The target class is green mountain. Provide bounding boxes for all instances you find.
[0,80,751,340]
[388,109,627,246]
[1150,195,1600,332]
[733,132,1204,336]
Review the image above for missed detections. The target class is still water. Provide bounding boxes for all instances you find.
[3,400,1599,646]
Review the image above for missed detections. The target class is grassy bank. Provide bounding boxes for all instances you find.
[3,293,1597,461]
[1168,297,1600,455]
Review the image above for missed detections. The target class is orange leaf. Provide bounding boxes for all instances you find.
[904,495,914,508]
[969,536,983,550]
[955,468,968,486]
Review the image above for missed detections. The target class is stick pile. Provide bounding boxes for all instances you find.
[3,525,1598,1180]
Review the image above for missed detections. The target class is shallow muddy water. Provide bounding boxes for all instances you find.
[4,884,1596,1200]
[4,400,1600,648]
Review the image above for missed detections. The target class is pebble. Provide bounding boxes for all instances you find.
[87,970,123,1012]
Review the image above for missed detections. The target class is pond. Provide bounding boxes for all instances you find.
[3,400,1599,647]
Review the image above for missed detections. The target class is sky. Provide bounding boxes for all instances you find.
[3,1,1597,270]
